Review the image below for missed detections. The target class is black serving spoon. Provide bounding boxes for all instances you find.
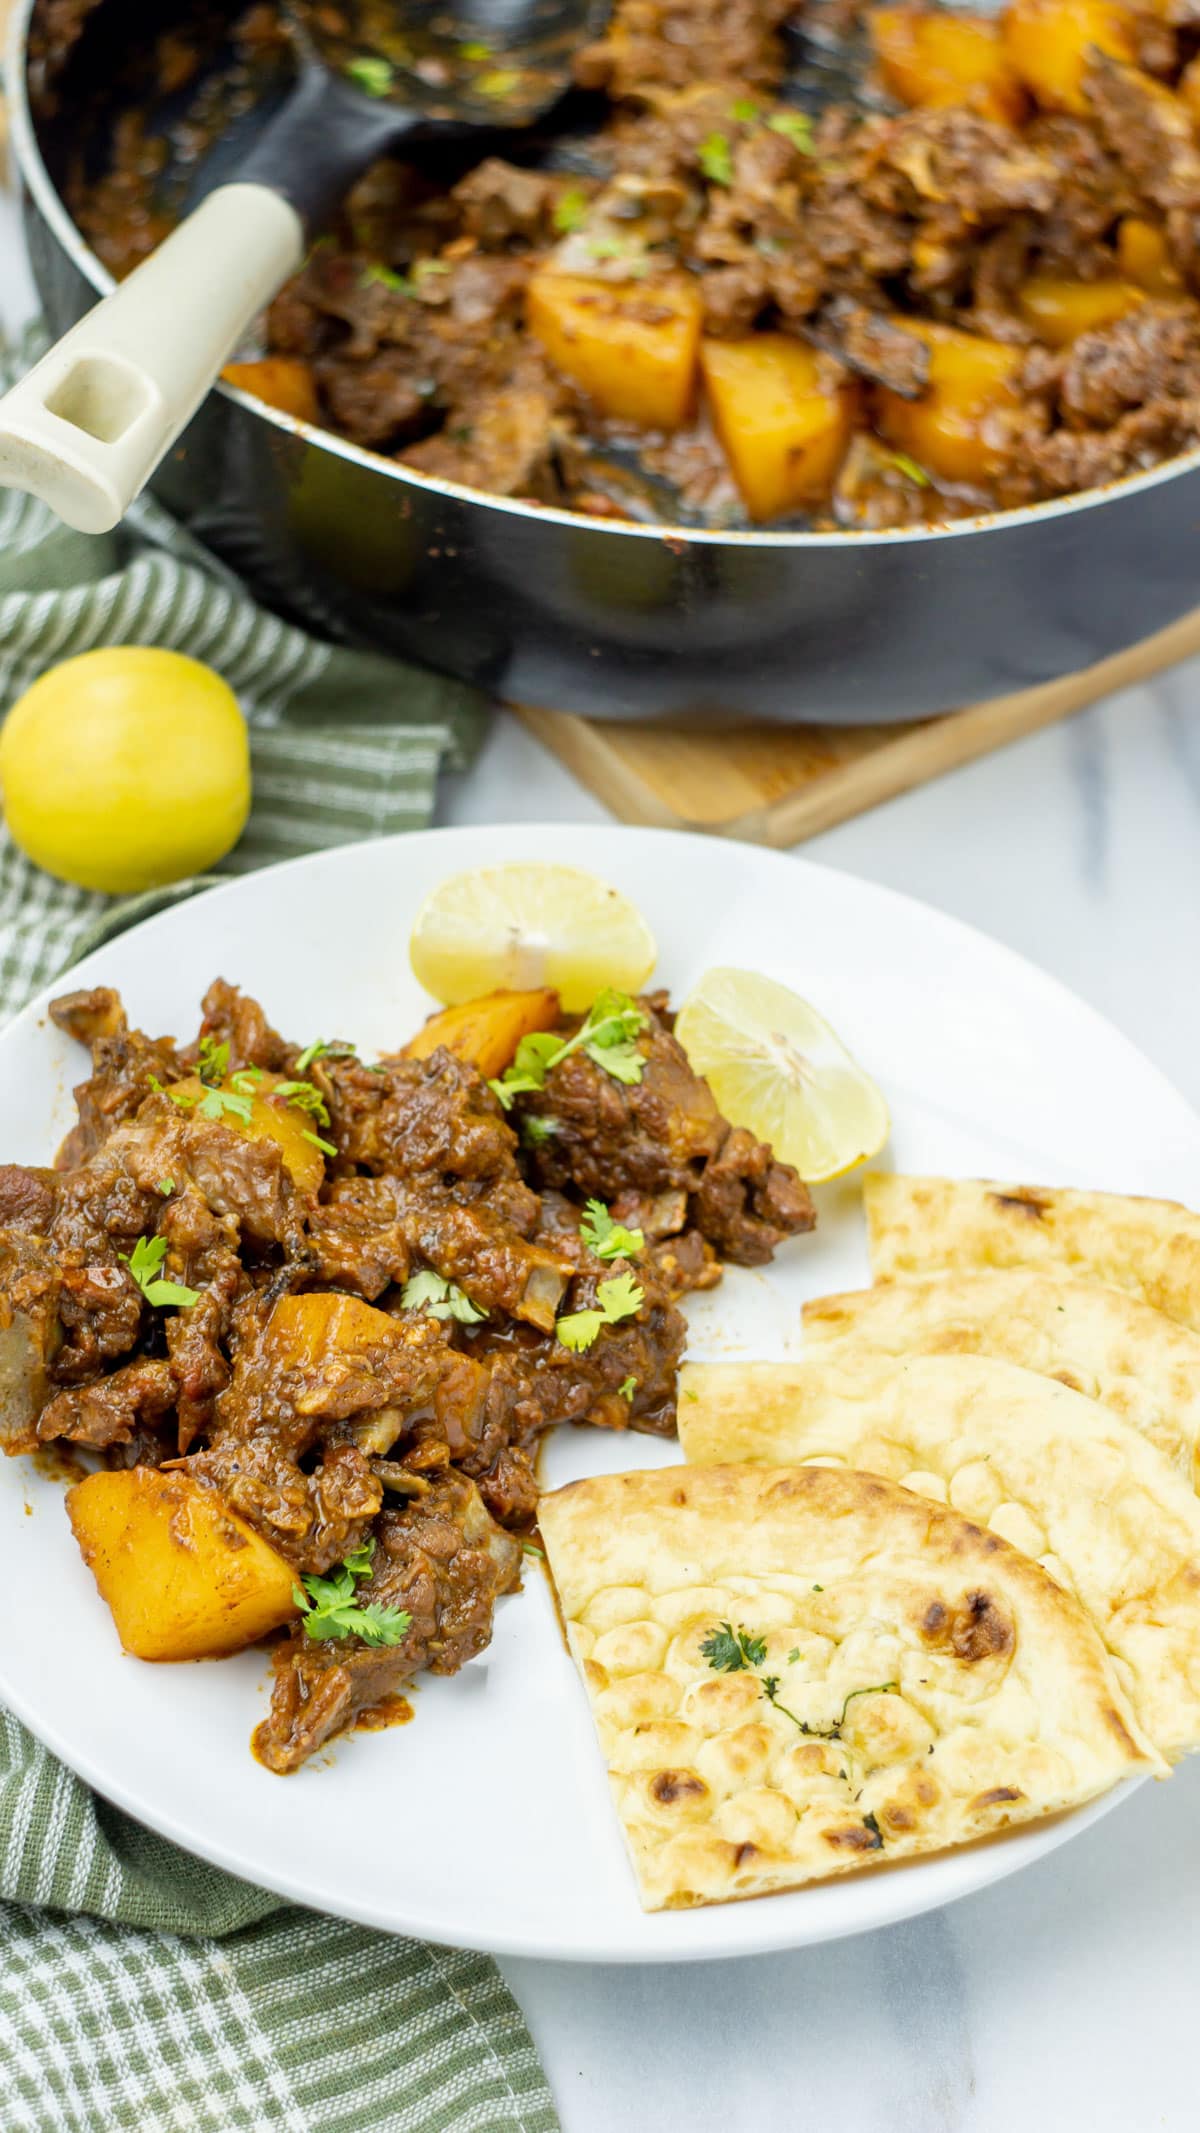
[0,0,603,531]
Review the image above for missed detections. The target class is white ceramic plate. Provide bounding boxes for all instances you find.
[1,823,1194,1963]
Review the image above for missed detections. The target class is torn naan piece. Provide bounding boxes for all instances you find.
[678,1352,1200,1761]
[538,1463,1159,1912]
[865,1174,1200,1333]
[803,1269,1200,1491]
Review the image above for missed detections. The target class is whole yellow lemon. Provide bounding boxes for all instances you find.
[0,647,251,894]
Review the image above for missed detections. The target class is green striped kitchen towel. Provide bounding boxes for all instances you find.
[0,482,558,2132]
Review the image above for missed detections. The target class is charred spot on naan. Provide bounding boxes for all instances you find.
[918,1588,1015,1664]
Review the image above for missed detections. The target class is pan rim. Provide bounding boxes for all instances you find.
[10,0,1200,553]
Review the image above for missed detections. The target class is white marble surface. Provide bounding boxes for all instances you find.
[7,188,1200,2133]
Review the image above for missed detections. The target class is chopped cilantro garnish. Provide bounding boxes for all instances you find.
[293,1538,412,1646]
[401,1270,487,1323]
[156,1178,175,1196]
[766,110,815,154]
[490,991,646,1109]
[301,1129,337,1157]
[196,1035,229,1086]
[229,1066,265,1096]
[273,1078,331,1125]
[120,1234,199,1309]
[519,1113,558,1147]
[553,186,589,233]
[156,1073,254,1126]
[617,1376,636,1402]
[294,1038,357,1072]
[197,1086,253,1124]
[730,97,760,122]
[521,1540,545,1559]
[698,132,734,186]
[701,1622,768,1672]
[363,263,412,294]
[555,1271,644,1352]
[345,55,394,96]
[580,1198,644,1261]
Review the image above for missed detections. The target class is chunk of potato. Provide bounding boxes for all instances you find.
[221,358,320,425]
[875,321,1023,487]
[265,1291,400,1384]
[870,7,1027,124]
[403,988,561,1077]
[67,1467,300,1660]
[1117,216,1184,295]
[169,1073,326,1195]
[1017,273,1145,343]
[526,271,703,429]
[1001,0,1135,112]
[700,336,859,521]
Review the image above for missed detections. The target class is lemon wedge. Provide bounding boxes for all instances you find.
[674,966,889,1182]
[409,863,657,1011]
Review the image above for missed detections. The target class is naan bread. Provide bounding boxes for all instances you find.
[865,1174,1200,1332]
[539,1463,1159,1912]
[678,1352,1200,1760]
[803,1269,1200,1490]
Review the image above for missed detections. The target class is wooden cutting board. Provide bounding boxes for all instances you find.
[516,603,1200,845]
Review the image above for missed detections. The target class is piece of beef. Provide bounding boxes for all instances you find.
[573,0,795,97]
[526,994,815,1264]
[465,1240,688,1438]
[1057,302,1200,427]
[386,1176,573,1331]
[104,1097,311,1253]
[1084,52,1200,214]
[452,158,556,246]
[812,298,931,397]
[50,987,183,1165]
[188,1433,385,1573]
[253,1471,521,1773]
[321,355,430,448]
[37,1358,174,1450]
[306,1185,412,1299]
[1022,115,1136,271]
[194,979,291,1073]
[165,1273,240,1455]
[324,1048,520,1182]
[0,1167,58,1235]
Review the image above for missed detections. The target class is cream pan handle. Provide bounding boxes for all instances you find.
[0,184,305,534]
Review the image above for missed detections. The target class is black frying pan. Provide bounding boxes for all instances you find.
[9,0,1199,723]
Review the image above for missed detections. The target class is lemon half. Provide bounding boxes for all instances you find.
[409,863,657,1010]
[675,966,889,1182]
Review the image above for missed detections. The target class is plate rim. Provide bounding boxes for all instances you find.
[0,821,1188,1962]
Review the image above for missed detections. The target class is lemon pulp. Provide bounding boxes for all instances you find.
[410,862,657,1011]
[675,966,890,1182]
